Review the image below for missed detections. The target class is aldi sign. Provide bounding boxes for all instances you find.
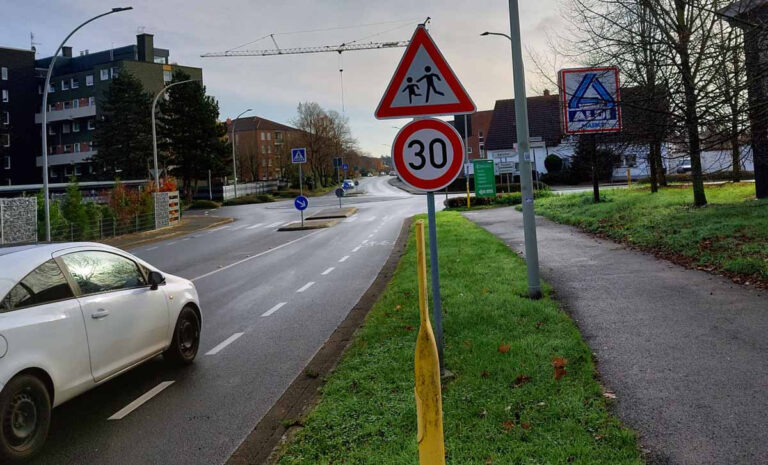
[559,67,622,134]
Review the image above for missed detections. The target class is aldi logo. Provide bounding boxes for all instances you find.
[559,67,622,134]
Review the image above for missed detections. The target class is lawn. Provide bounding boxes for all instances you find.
[534,183,768,285]
[277,212,641,464]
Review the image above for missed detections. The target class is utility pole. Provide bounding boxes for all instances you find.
[508,0,542,299]
[230,108,252,199]
[152,79,197,189]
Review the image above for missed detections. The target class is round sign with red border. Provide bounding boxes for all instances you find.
[392,118,465,191]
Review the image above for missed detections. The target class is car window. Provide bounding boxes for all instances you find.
[61,251,147,296]
[0,260,74,312]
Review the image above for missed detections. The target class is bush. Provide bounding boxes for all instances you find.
[188,199,221,209]
[223,194,273,206]
[444,190,553,209]
[545,154,563,173]
[636,171,755,184]
[540,169,583,186]
[272,189,302,198]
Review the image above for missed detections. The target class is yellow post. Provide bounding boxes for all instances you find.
[466,178,471,209]
[627,167,631,186]
[413,220,446,464]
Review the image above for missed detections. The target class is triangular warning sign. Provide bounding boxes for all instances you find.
[375,26,476,119]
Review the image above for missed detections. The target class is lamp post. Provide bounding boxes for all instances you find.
[230,108,252,198]
[41,7,132,242]
[481,0,542,299]
[151,79,198,189]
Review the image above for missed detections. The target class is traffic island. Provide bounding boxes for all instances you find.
[278,219,340,231]
[306,207,358,220]
[270,212,642,464]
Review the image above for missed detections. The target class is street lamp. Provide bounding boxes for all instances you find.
[481,0,542,299]
[151,79,198,189]
[230,108,252,198]
[41,6,132,242]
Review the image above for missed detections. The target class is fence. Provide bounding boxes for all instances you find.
[0,198,37,246]
[48,210,158,242]
[222,181,280,201]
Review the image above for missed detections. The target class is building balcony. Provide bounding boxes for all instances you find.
[35,105,96,124]
[36,150,96,167]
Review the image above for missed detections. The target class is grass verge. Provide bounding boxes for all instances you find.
[277,212,641,464]
[534,183,767,286]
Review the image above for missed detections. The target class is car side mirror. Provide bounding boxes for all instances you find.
[148,271,165,290]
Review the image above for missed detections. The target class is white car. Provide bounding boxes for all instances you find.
[0,243,201,463]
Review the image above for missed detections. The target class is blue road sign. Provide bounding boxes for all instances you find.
[294,195,308,211]
[342,163,349,171]
[334,188,345,198]
[559,67,621,134]
[291,148,307,164]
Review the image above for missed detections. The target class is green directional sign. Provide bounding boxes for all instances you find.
[473,159,496,198]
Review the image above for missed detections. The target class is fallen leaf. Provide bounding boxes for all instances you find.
[395,304,402,310]
[481,370,490,378]
[498,344,511,354]
[512,375,531,388]
[404,291,411,297]
[477,409,487,419]
[463,340,472,347]
[521,422,531,430]
[502,421,515,432]
[594,434,604,441]
[403,326,414,332]
[603,391,616,399]
[485,458,493,465]
[535,321,543,329]
[553,357,568,380]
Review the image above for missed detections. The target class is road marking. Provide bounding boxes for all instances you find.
[181,237,190,241]
[352,246,361,252]
[191,229,325,281]
[246,223,264,229]
[367,234,374,238]
[339,255,350,262]
[208,225,231,233]
[262,302,286,317]
[321,267,335,275]
[229,224,247,231]
[108,381,175,420]
[166,241,178,246]
[361,239,368,244]
[366,216,377,222]
[146,246,158,251]
[266,221,283,228]
[296,281,315,293]
[205,332,244,356]
[345,216,358,223]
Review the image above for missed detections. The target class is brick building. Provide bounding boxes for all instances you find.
[227,116,300,181]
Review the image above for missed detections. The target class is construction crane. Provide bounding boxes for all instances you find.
[200,36,409,57]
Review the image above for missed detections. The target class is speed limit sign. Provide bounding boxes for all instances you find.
[392,118,465,191]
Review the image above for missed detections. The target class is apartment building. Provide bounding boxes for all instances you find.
[0,47,37,185]
[227,116,300,181]
[0,33,202,185]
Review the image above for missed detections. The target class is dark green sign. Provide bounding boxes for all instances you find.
[473,159,496,197]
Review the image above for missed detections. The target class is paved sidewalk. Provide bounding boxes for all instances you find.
[464,208,768,465]
[101,213,232,249]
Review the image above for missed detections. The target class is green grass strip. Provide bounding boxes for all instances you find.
[278,211,642,464]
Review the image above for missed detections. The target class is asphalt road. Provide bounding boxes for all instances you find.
[30,176,428,465]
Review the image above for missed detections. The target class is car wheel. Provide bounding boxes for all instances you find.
[164,306,200,365]
[0,374,51,464]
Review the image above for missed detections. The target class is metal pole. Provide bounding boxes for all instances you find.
[208,169,212,200]
[509,0,542,299]
[41,7,132,242]
[230,108,252,199]
[464,116,470,208]
[152,79,197,189]
[299,163,304,227]
[426,192,444,373]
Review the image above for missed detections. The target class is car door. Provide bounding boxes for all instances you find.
[59,250,169,382]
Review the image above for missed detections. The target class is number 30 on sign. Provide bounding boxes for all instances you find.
[392,118,465,192]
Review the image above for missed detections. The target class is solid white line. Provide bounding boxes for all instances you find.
[266,221,283,228]
[321,267,335,275]
[108,381,175,420]
[352,246,361,252]
[261,302,286,317]
[191,229,324,281]
[339,255,350,263]
[208,225,231,233]
[246,223,264,229]
[296,281,315,293]
[229,224,247,231]
[146,246,158,251]
[205,332,244,356]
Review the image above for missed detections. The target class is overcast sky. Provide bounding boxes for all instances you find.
[4,0,567,157]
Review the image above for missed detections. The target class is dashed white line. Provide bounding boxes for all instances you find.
[266,221,283,228]
[321,267,335,275]
[345,216,358,223]
[166,241,178,246]
[361,239,368,244]
[261,302,286,317]
[108,381,174,420]
[181,237,190,241]
[339,255,350,263]
[365,216,377,222]
[146,246,158,251]
[246,223,264,229]
[367,234,374,238]
[352,246,361,252]
[208,225,231,233]
[205,332,244,356]
[229,224,247,231]
[296,281,315,293]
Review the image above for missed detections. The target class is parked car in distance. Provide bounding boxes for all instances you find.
[389,171,396,176]
[342,179,356,190]
[676,158,692,174]
[0,243,201,463]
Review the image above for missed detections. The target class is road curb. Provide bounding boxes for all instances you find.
[101,217,234,249]
[226,216,414,465]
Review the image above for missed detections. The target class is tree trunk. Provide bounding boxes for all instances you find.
[588,134,600,203]
[648,144,659,193]
[731,134,741,182]
[678,45,707,206]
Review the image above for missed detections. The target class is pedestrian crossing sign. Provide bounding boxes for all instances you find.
[375,25,475,119]
[291,148,307,164]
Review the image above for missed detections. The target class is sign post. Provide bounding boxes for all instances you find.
[291,148,308,226]
[472,159,496,197]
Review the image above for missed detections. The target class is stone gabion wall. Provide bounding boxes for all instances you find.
[0,198,37,245]
[154,192,170,229]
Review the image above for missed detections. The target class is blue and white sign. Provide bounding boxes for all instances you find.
[342,163,349,171]
[291,148,307,164]
[294,195,308,211]
[559,67,622,134]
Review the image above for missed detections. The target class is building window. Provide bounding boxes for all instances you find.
[154,56,167,64]
[61,80,69,91]
[2,156,9,169]
[1,67,7,80]
[110,67,119,78]
[88,96,95,107]
[62,123,70,134]
[74,143,80,153]
[64,166,72,176]
[87,119,95,130]
[74,165,82,176]
[86,74,94,86]
[467,146,472,154]
[48,125,56,135]
[275,131,283,141]
[72,121,80,132]
[71,78,79,89]
[100,69,109,81]
[72,99,79,108]
[2,111,8,125]
[266,132,271,140]
[63,144,72,153]
[163,70,172,82]
[1,90,7,102]
[260,132,265,141]
[48,83,55,93]
[1,134,9,147]
[50,168,57,178]
[64,101,72,110]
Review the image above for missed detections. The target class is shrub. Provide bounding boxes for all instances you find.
[272,189,303,198]
[188,199,221,209]
[540,169,583,186]
[223,194,273,206]
[545,154,563,173]
[443,190,553,209]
